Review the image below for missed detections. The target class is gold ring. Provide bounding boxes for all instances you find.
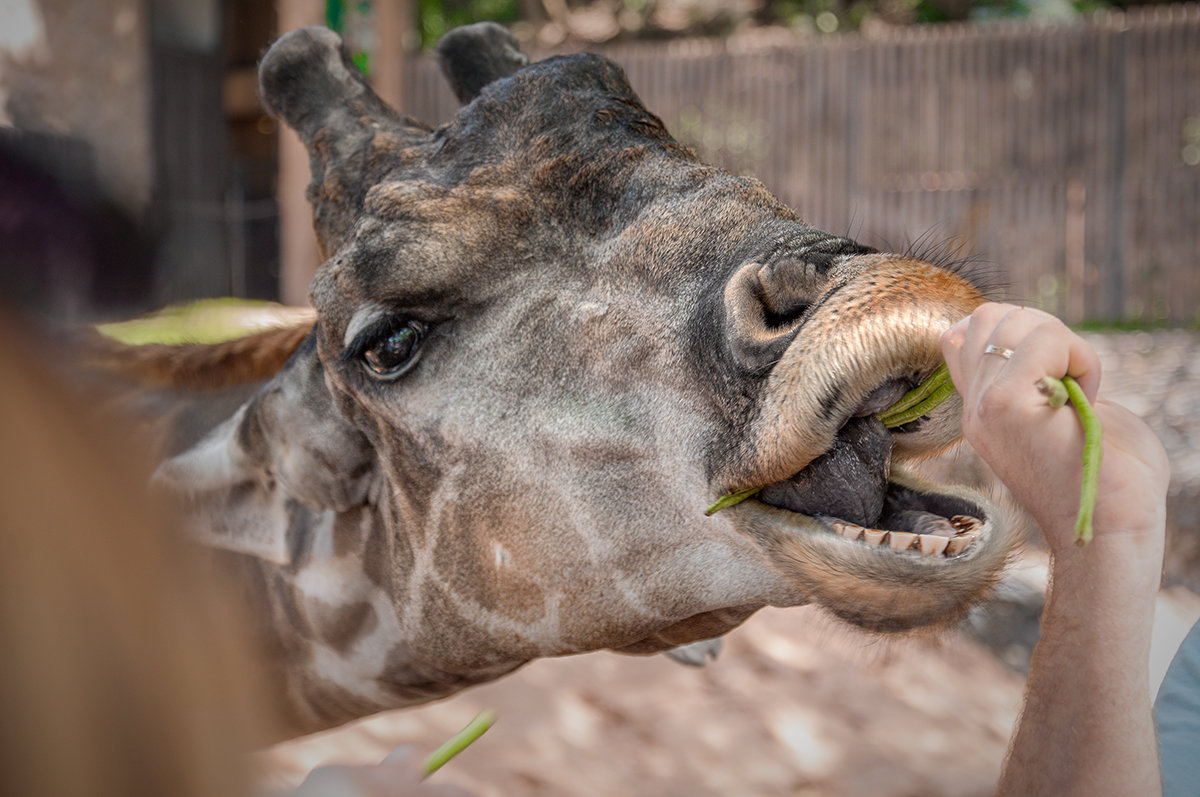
[984,343,1015,359]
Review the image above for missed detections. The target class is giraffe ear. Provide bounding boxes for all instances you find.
[435,22,528,104]
[154,331,375,563]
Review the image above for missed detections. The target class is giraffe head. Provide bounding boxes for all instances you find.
[158,24,1016,727]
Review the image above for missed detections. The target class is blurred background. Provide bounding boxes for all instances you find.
[1,0,1197,321]
[2,1,1199,795]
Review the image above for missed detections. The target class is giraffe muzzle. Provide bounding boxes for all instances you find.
[715,254,1013,632]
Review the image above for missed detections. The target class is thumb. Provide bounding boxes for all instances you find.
[382,744,422,764]
[379,744,428,779]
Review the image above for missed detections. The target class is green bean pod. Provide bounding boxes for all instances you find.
[1038,375,1102,545]
[423,709,497,778]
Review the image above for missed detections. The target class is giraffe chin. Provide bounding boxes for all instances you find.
[733,467,1014,634]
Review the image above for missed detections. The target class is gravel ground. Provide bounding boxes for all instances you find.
[1083,330,1200,589]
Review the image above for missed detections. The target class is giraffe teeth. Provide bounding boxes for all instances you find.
[917,533,951,556]
[829,522,980,557]
[833,522,865,541]
[863,529,889,547]
[950,515,982,533]
[946,531,981,555]
[916,535,945,554]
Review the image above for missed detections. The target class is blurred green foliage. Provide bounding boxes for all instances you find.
[416,0,521,49]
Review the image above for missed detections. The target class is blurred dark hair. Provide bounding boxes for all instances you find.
[0,129,273,797]
[0,129,154,320]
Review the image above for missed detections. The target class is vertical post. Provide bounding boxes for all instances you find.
[371,0,410,111]
[1105,19,1128,322]
[276,0,325,307]
[843,41,858,236]
[1065,178,1086,324]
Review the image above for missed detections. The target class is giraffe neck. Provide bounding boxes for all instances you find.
[79,334,537,735]
[214,496,525,737]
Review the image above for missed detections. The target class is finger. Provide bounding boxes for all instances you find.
[940,315,970,387]
[1063,332,1102,402]
[942,303,1096,410]
[379,744,428,781]
[946,302,1015,398]
[962,305,1051,404]
[970,306,1094,409]
[965,307,1027,399]
[989,321,1080,404]
[988,320,1103,406]
[382,744,421,765]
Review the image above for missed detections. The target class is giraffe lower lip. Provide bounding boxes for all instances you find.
[745,473,991,562]
[736,473,1008,633]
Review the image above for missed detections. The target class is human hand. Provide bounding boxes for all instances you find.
[941,303,1169,557]
[282,745,476,797]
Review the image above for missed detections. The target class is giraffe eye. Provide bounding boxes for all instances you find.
[362,321,425,380]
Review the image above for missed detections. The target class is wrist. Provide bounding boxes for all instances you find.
[1046,528,1163,583]
[1041,532,1163,638]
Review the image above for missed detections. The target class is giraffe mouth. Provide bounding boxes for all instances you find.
[754,415,986,558]
[712,376,1017,634]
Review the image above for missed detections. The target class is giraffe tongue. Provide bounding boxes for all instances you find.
[756,416,891,528]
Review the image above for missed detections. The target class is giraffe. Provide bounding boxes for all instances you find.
[99,23,1019,737]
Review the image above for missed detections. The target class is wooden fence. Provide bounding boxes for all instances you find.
[399,6,1200,324]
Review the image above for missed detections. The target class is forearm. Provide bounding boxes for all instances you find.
[998,536,1163,797]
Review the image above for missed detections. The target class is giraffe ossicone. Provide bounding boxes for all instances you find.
[140,23,1018,736]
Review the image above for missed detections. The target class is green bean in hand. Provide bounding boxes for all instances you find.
[422,710,497,778]
[1035,375,1102,545]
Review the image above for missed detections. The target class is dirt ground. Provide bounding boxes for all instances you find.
[257,605,1025,797]
[256,578,1199,797]
[256,331,1200,796]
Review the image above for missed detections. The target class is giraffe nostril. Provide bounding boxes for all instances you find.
[723,259,822,373]
[761,300,809,330]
